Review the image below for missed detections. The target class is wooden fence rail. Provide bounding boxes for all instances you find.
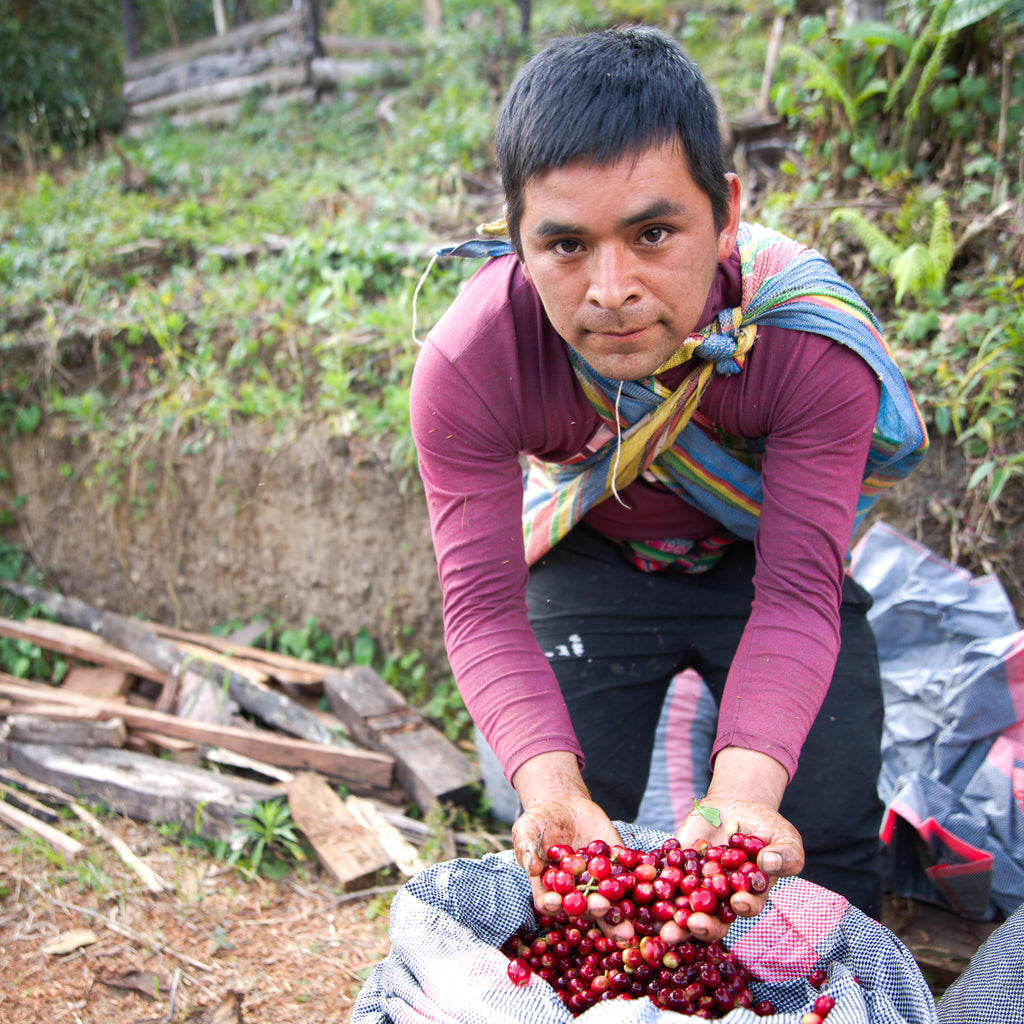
[123,1,412,135]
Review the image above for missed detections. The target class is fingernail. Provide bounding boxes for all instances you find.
[760,851,782,874]
[523,851,533,874]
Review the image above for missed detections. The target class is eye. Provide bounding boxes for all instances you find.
[639,226,670,245]
[551,238,584,256]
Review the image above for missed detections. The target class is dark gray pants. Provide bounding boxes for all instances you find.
[526,525,886,919]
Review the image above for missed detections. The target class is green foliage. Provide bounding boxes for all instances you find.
[831,194,955,305]
[228,798,309,880]
[261,615,469,744]
[0,538,67,682]
[775,0,1023,184]
[0,0,125,160]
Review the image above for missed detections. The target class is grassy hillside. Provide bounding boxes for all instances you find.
[2,0,1023,633]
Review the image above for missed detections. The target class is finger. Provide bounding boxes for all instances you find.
[535,887,563,916]
[758,842,802,878]
[684,910,729,943]
[730,889,769,919]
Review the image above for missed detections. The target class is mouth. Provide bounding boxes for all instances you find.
[587,324,650,343]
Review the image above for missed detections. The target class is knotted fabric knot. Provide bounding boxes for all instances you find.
[694,309,755,375]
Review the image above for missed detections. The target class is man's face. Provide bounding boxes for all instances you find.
[519,141,741,381]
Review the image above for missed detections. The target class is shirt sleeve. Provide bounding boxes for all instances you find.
[410,261,589,783]
[706,329,882,779]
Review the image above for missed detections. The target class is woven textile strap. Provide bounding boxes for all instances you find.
[434,221,929,567]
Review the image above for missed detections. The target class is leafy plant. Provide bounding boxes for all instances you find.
[775,0,1023,185]
[0,0,125,163]
[830,193,955,305]
[228,799,308,880]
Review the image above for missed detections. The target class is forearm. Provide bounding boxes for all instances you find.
[512,750,590,809]
[706,746,789,810]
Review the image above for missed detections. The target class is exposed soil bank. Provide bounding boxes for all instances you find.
[4,419,447,663]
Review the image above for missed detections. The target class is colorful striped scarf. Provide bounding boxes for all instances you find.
[518,221,929,567]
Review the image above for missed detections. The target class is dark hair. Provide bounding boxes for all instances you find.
[495,26,730,254]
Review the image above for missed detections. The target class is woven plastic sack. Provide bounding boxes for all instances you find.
[352,824,938,1024]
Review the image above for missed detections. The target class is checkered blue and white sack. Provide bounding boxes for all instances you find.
[352,824,938,1024]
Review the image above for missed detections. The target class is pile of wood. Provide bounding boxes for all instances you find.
[0,581,492,890]
[124,1,413,134]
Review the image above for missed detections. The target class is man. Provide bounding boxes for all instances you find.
[411,26,927,939]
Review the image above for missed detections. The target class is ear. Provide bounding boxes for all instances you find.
[716,174,743,263]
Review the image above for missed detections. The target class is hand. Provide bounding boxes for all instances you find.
[675,748,804,943]
[511,752,633,944]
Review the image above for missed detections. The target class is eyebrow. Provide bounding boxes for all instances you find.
[530,199,689,239]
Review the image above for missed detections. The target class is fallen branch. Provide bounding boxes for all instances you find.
[69,803,172,895]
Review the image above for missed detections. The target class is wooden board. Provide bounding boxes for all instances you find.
[61,665,135,699]
[0,617,165,683]
[0,588,338,746]
[323,665,479,814]
[286,772,394,891]
[0,713,127,748]
[0,797,87,860]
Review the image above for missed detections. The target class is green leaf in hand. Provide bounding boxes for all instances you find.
[692,799,721,828]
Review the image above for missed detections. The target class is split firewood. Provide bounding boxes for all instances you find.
[324,665,480,813]
[0,616,162,683]
[69,803,172,894]
[0,780,60,823]
[0,798,87,860]
[61,665,135,699]
[151,621,327,691]
[0,675,395,793]
[344,794,426,877]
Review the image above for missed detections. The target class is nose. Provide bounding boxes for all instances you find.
[586,245,641,310]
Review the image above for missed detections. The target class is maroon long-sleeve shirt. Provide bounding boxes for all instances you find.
[411,249,880,784]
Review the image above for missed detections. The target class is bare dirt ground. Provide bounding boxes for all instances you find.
[0,816,392,1024]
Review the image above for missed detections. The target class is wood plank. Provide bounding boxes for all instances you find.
[0,675,394,793]
[0,780,60,823]
[0,713,127,748]
[61,665,134,698]
[0,739,283,842]
[286,772,394,891]
[0,586,338,747]
[323,665,479,814]
[150,622,327,689]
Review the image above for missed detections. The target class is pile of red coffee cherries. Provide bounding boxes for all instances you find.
[501,835,837,1021]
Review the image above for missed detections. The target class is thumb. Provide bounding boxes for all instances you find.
[758,839,803,878]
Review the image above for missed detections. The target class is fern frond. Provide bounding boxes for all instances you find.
[781,44,860,127]
[830,208,902,269]
[929,198,955,283]
[891,244,939,305]
[908,30,956,123]
[884,0,956,112]
[894,193,922,243]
